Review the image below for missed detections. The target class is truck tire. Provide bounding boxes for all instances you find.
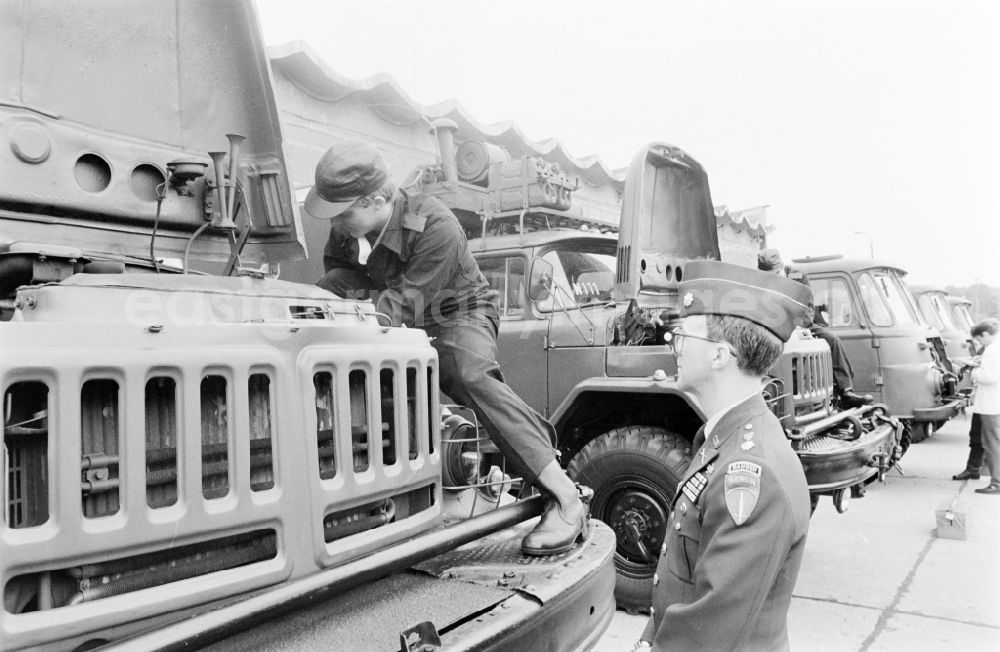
[567,426,691,614]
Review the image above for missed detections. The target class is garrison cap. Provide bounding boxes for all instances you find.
[679,259,811,342]
[303,140,391,219]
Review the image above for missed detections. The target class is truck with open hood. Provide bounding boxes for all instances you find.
[911,285,975,370]
[793,257,963,442]
[0,2,615,650]
[408,140,904,612]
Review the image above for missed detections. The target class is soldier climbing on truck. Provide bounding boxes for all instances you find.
[301,138,589,556]
[0,2,615,650]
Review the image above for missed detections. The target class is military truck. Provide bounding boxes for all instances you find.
[794,257,963,442]
[411,139,902,611]
[947,294,977,335]
[912,285,975,393]
[0,2,615,650]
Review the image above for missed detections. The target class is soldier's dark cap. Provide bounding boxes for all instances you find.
[303,140,390,219]
[679,259,811,342]
[756,248,784,273]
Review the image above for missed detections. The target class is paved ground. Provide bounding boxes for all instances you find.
[592,414,1000,651]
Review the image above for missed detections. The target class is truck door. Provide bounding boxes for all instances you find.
[529,244,611,417]
[476,254,550,415]
[809,273,882,399]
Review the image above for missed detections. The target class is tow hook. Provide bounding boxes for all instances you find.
[869,452,890,482]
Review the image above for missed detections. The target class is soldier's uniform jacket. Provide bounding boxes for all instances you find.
[641,393,810,651]
[322,189,498,328]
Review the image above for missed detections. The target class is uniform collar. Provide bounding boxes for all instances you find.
[705,393,770,451]
[703,390,760,441]
[679,393,771,492]
[374,189,427,260]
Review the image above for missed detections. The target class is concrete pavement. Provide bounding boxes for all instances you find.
[592,414,1000,651]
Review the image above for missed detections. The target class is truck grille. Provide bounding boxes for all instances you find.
[791,349,833,415]
[4,382,49,528]
[3,352,438,613]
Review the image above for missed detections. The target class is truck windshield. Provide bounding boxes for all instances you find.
[917,293,956,331]
[951,302,975,332]
[531,240,617,312]
[857,270,918,327]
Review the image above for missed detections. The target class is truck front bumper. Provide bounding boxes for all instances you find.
[194,520,617,652]
[912,400,961,422]
[797,420,900,493]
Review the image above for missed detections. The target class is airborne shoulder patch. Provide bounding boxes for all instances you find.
[724,461,762,526]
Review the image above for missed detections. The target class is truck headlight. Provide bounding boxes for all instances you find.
[441,413,484,489]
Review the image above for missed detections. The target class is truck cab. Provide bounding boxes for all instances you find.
[911,285,974,389]
[947,294,977,335]
[0,2,614,649]
[794,257,962,441]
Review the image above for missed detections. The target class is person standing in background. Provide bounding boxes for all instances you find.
[966,319,1000,495]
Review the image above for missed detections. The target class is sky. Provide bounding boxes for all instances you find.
[256,0,1000,287]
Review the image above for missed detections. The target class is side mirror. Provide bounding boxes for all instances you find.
[528,258,555,303]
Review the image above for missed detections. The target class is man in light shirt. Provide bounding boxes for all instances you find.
[966,318,1000,495]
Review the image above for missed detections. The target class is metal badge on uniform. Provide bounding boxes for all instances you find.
[725,461,762,526]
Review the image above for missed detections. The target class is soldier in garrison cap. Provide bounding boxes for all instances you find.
[303,139,588,556]
[633,260,811,652]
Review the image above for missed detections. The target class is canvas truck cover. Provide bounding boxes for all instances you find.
[0,0,305,265]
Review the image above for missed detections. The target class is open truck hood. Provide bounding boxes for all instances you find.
[614,143,719,298]
[0,0,304,266]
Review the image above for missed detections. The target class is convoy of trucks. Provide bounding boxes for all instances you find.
[0,0,984,648]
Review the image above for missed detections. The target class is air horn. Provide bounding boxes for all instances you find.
[208,133,245,229]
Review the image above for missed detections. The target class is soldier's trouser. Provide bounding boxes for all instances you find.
[426,311,557,485]
[979,414,1000,488]
[813,326,854,392]
[963,413,985,472]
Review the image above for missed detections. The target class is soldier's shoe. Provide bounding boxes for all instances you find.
[953,469,981,480]
[521,499,589,556]
[974,485,1000,495]
[840,390,875,409]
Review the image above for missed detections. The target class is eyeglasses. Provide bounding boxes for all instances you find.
[667,327,739,358]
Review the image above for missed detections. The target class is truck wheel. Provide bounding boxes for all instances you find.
[567,426,691,614]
